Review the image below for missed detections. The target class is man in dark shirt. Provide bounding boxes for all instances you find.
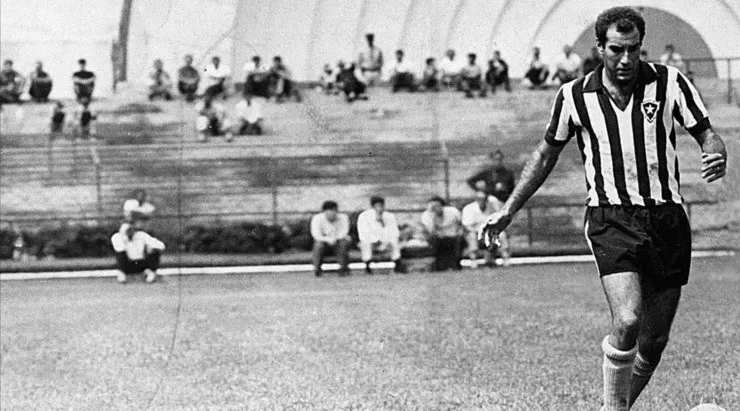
[485,51,511,93]
[336,61,367,103]
[177,55,200,101]
[0,60,25,104]
[28,61,53,102]
[73,59,96,102]
[467,149,516,203]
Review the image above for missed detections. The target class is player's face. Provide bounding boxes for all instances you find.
[600,25,641,85]
[325,209,338,221]
[429,201,443,216]
[372,203,385,215]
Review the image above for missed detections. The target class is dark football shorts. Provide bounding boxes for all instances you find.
[585,204,692,289]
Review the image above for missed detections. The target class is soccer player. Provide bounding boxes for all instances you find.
[478,7,727,410]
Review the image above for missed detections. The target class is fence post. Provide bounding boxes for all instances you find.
[728,59,733,105]
[270,161,279,225]
[90,146,102,219]
[440,142,450,202]
[526,207,533,246]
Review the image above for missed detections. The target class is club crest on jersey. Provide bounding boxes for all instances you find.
[641,101,659,123]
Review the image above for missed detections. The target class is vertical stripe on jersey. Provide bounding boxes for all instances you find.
[573,80,608,205]
[653,65,673,202]
[596,92,632,205]
[575,128,593,199]
[547,88,565,136]
[676,73,705,124]
[630,84,653,206]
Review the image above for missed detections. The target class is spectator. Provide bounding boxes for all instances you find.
[357,196,407,274]
[552,44,583,84]
[147,59,173,101]
[203,56,230,98]
[524,47,549,89]
[461,53,485,98]
[439,49,464,88]
[0,60,25,104]
[318,63,336,94]
[582,46,602,75]
[358,33,383,86]
[421,196,464,271]
[69,97,97,141]
[111,214,165,284]
[269,56,301,103]
[177,54,200,101]
[243,55,270,98]
[462,191,498,268]
[467,149,516,204]
[227,94,263,140]
[49,101,66,137]
[123,189,156,221]
[28,61,53,102]
[336,61,368,102]
[421,58,439,92]
[195,95,229,142]
[485,51,511,93]
[72,59,96,102]
[311,200,351,277]
[390,49,417,93]
[660,44,686,73]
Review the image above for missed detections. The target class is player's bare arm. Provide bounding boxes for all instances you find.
[692,127,727,182]
[479,140,564,245]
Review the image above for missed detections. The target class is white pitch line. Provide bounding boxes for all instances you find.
[0,250,734,281]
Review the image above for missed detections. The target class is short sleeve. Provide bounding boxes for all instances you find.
[544,86,575,146]
[674,70,710,134]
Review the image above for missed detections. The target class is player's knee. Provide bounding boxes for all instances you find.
[613,310,640,335]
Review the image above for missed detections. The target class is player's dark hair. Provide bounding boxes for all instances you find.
[429,196,446,206]
[78,59,86,65]
[322,200,338,211]
[370,196,385,207]
[595,7,645,46]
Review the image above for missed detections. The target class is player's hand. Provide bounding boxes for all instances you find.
[701,152,726,183]
[478,211,513,250]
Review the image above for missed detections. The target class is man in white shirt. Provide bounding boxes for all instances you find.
[147,59,173,101]
[552,44,583,85]
[358,33,384,86]
[390,49,418,92]
[123,189,156,221]
[227,94,263,141]
[524,47,549,89]
[243,55,270,98]
[439,49,464,88]
[357,196,407,274]
[310,200,351,277]
[203,56,230,98]
[462,190,509,268]
[111,215,165,283]
[461,53,485,98]
[421,196,464,271]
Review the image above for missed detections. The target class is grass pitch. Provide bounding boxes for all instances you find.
[1,255,738,410]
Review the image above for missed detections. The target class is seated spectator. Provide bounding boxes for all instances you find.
[439,49,464,88]
[485,51,511,93]
[0,60,25,104]
[123,189,156,221]
[318,63,336,94]
[421,196,464,271]
[111,214,165,284]
[195,95,229,142]
[336,61,368,103]
[660,44,687,74]
[227,94,263,140]
[582,46,601,75]
[269,56,301,102]
[552,44,582,84]
[310,200,351,277]
[148,59,173,101]
[73,59,96,102]
[69,97,97,141]
[358,33,384,87]
[421,58,439,92]
[177,54,200,101]
[203,56,230,98]
[462,191,498,268]
[243,55,270,98]
[461,53,485,98]
[390,49,417,93]
[524,47,549,89]
[357,196,407,274]
[49,101,66,137]
[28,61,52,102]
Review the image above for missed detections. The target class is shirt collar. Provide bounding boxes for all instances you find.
[583,60,657,92]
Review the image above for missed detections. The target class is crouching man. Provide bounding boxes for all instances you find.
[357,196,407,274]
[111,215,165,284]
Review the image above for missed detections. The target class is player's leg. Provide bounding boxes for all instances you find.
[388,240,406,273]
[359,241,373,274]
[334,238,350,276]
[114,251,130,283]
[465,230,480,268]
[629,286,681,406]
[143,249,162,283]
[601,271,642,411]
[498,230,511,266]
[312,241,328,276]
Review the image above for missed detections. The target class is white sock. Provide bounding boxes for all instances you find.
[602,335,637,411]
